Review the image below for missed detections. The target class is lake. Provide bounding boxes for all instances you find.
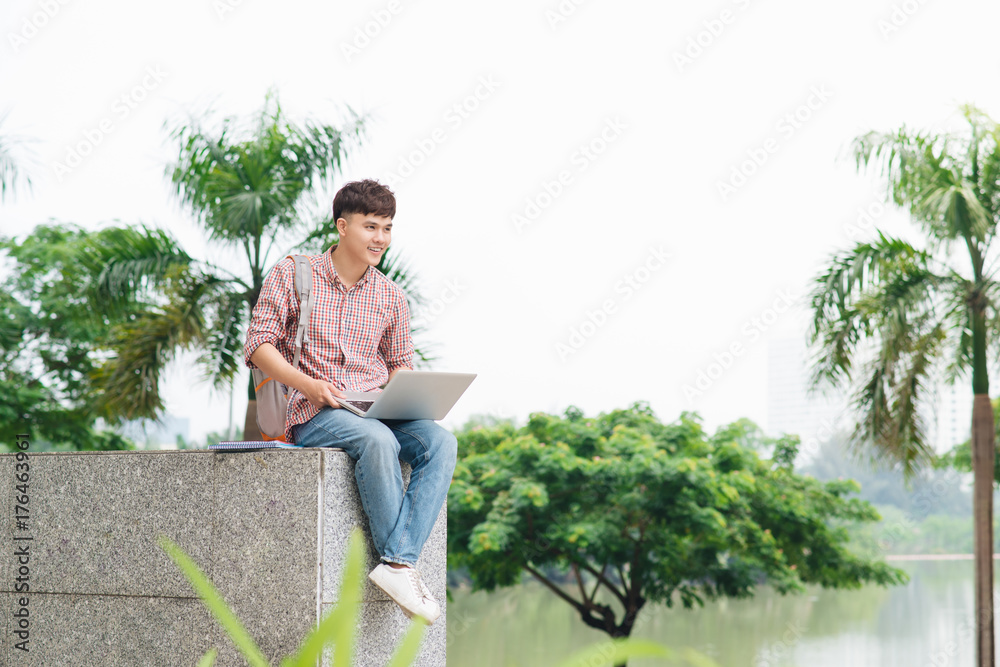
[445,560,997,666]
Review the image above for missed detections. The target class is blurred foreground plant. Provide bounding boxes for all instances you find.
[160,529,423,667]
[160,527,692,667]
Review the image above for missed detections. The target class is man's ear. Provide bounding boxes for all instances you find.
[336,216,348,235]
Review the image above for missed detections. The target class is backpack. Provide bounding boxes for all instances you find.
[251,255,316,441]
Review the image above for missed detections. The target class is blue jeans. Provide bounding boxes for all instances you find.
[292,407,457,568]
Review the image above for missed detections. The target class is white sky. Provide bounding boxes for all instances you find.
[2,0,999,443]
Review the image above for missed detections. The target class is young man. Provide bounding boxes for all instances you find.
[243,179,456,625]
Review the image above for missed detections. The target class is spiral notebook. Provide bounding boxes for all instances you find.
[207,440,299,451]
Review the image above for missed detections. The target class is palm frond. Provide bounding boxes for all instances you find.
[198,288,247,390]
[914,176,991,246]
[0,109,34,202]
[853,125,995,250]
[166,94,369,282]
[91,269,219,423]
[807,231,936,388]
[938,272,978,386]
[810,231,955,477]
[849,315,945,478]
[959,104,1000,225]
[87,225,193,312]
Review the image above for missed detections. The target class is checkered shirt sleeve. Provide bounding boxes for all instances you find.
[244,257,297,370]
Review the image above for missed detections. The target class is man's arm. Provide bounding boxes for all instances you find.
[245,258,345,411]
[387,366,411,385]
[250,342,346,410]
[380,288,415,384]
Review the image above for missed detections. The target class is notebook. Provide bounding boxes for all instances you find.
[208,440,300,451]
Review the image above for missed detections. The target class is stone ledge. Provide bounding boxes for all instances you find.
[0,449,445,666]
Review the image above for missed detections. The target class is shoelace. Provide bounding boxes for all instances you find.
[407,568,435,601]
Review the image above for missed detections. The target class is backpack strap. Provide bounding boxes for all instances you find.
[290,255,315,370]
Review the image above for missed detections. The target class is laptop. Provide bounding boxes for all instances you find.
[336,370,476,420]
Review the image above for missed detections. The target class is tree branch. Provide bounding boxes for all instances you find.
[588,575,601,605]
[524,564,587,616]
[627,526,646,614]
[578,560,628,607]
[615,563,629,600]
[573,564,588,605]
[524,564,621,636]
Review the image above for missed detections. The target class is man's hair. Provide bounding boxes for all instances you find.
[333,179,396,222]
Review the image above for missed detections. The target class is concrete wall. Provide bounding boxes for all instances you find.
[0,449,446,666]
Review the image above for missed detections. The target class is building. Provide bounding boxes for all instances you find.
[766,337,973,458]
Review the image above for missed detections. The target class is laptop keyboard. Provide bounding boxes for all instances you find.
[345,400,375,412]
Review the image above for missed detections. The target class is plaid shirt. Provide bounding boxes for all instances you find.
[244,247,414,441]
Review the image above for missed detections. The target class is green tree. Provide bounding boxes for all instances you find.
[0,224,135,450]
[807,105,1000,667]
[448,403,905,667]
[88,92,425,438]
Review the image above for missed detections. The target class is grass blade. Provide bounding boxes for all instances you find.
[385,617,427,667]
[197,648,218,667]
[158,535,270,667]
[553,639,678,667]
[287,528,366,667]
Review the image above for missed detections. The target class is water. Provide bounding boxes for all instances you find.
[445,560,998,666]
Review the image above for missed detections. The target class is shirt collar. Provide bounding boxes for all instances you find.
[324,244,371,290]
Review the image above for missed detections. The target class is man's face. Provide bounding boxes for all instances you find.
[337,212,392,266]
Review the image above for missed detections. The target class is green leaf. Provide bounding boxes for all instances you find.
[287,528,366,667]
[196,648,218,667]
[158,536,269,667]
[551,639,681,667]
[385,617,427,667]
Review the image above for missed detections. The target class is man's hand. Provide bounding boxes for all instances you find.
[251,343,345,410]
[302,377,346,410]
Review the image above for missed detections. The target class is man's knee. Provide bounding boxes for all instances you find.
[362,428,401,460]
[431,428,458,468]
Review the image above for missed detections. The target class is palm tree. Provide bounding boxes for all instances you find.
[0,109,34,201]
[807,105,1000,667]
[92,92,427,439]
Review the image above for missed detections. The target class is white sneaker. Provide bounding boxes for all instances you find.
[368,563,441,625]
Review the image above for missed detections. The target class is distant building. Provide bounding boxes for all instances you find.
[926,378,973,452]
[766,337,972,457]
[766,337,849,453]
